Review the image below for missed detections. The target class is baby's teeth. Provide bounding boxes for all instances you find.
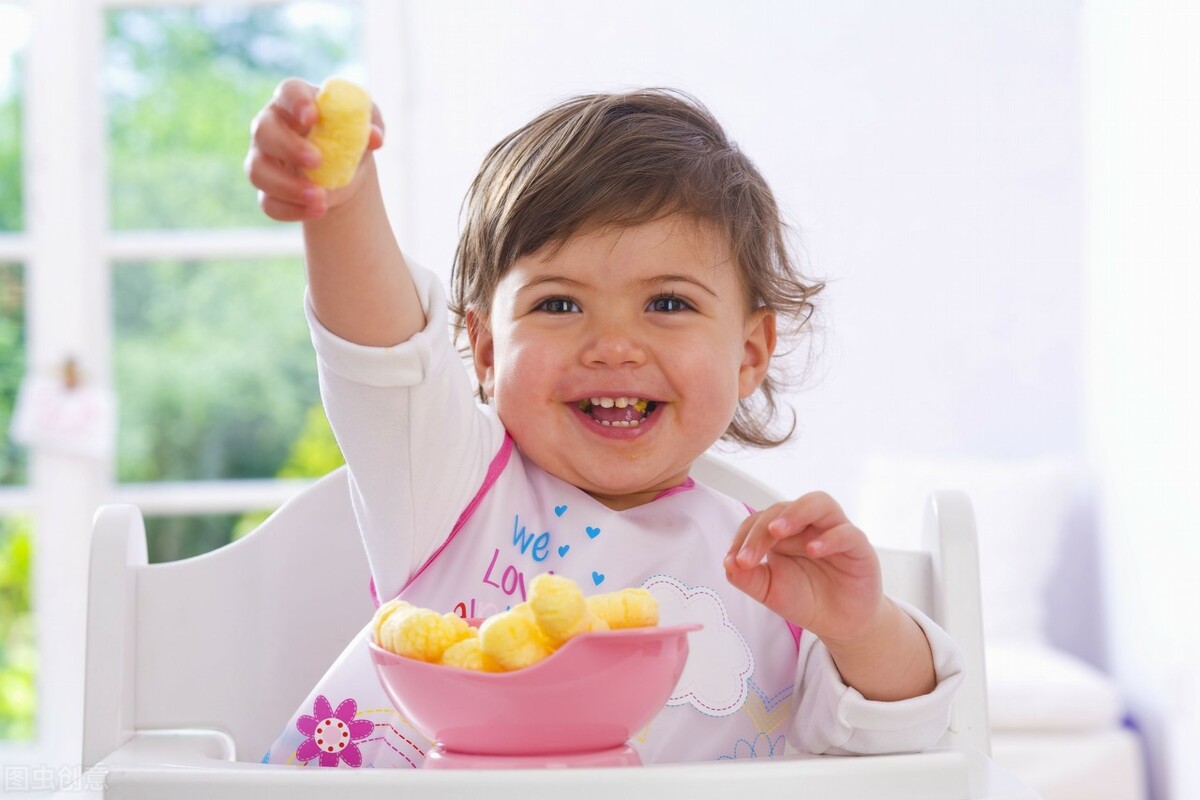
[584,396,650,414]
[599,419,640,428]
[587,396,646,407]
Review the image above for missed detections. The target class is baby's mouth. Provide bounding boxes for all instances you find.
[577,396,659,428]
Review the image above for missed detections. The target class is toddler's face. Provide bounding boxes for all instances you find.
[468,214,775,510]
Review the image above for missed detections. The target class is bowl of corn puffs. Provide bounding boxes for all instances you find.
[367,573,699,757]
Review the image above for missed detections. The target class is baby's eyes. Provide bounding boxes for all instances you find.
[647,294,692,313]
[533,294,693,314]
[535,297,581,314]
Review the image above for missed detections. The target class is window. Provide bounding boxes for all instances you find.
[1,0,396,776]
[103,3,359,561]
[0,0,31,745]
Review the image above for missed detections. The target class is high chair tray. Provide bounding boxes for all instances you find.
[60,730,1040,800]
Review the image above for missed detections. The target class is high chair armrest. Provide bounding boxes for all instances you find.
[83,505,149,769]
[924,490,991,755]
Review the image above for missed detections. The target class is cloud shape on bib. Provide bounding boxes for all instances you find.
[644,575,753,717]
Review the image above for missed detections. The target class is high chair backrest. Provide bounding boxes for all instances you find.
[82,455,989,769]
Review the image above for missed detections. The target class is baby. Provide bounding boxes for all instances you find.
[246,80,963,767]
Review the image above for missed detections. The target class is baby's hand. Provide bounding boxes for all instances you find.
[724,492,886,646]
[245,78,384,222]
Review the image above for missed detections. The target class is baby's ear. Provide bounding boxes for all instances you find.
[466,309,496,398]
[738,308,776,398]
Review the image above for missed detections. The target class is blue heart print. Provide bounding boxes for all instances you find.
[554,505,568,517]
[558,544,570,557]
[592,571,605,586]
[586,526,601,539]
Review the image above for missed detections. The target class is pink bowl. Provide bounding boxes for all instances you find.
[369,624,700,756]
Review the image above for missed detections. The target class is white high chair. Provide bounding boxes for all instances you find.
[66,455,1041,799]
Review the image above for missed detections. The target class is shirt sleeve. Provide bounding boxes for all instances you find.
[304,262,505,602]
[787,599,966,755]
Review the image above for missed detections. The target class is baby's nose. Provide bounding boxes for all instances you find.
[581,319,647,367]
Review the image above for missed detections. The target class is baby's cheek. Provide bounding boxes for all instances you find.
[490,345,562,419]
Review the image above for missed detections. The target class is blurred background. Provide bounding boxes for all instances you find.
[0,1,1196,798]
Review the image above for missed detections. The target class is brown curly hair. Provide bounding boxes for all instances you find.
[450,89,823,447]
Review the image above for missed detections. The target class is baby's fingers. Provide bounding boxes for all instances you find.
[244,140,327,221]
[368,106,386,151]
[272,78,320,132]
[727,504,789,570]
[250,103,322,172]
[801,521,867,560]
[764,491,848,540]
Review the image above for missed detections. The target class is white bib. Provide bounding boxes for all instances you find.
[264,436,801,767]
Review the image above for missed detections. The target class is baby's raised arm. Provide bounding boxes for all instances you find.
[246,78,424,346]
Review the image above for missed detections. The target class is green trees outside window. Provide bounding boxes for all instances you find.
[0,264,23,487]
[0,517,33,741]
[106,4,361,229]
[104,2,359,562]
[0,2,22,233]
[0,1,31,742]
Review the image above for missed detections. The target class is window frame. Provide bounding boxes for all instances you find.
[2,0,405,778]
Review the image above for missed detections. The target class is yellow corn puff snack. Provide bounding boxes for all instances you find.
[371,598,415,646]
[585,588,659,629]
[305,77,372,189]
[378,607,473,663]
[440,635,503,673]
[479,603,553,671]
[527,573,590,646]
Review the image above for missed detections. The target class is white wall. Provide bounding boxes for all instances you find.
[1086,3,1200,800]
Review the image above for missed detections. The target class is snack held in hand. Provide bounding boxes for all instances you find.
[370,574,659,672]
[305,77,372,189]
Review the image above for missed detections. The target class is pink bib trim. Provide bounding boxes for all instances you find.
[653,476,696,501]
[371,435,515,607]
[787,622,803,651]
